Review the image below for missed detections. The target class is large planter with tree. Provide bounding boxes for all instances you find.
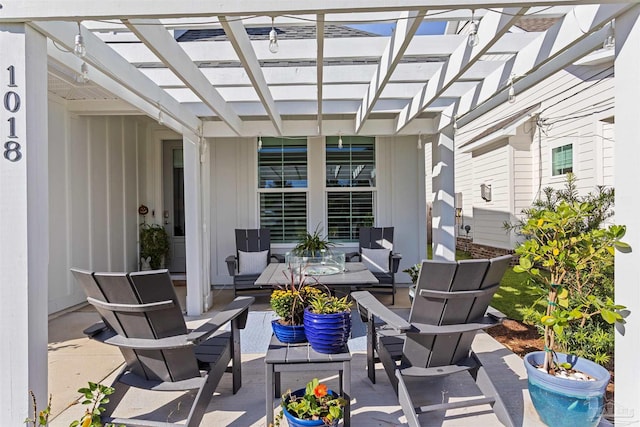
[139,223,170,270]
[513,190,629,427]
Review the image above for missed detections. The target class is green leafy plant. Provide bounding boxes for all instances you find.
[403,263,421,284]
[307,291,352,315]
[24,391,51,426]
[513,200,629,373]
[25,383,122,427]
[293,224,335,256]
[272,378,347,427]
[139,223,170,269]
[69,382,118,427]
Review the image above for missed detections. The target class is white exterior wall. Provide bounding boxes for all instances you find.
[470,141,512,249]
[48,96,145,314]
[457,62,615,250]
[209,136,426,285]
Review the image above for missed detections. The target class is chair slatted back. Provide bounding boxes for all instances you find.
[76,269,200,382]
[402,256,511,368]
[359,227,394,251]
[235,228,271,272]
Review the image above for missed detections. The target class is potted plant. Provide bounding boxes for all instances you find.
[270,269,323,343]
[139,223,170,270]
[303,291,352,354]
[273,378,347,427]
[513,200,629,427]
[403,263,421,302]
[293,224,335,257]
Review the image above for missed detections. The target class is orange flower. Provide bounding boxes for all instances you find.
[313,383,328,398]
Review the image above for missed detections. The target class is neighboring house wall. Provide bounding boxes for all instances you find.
[209,135,426,285]
[48,97,146,314]
[455,62,615,254]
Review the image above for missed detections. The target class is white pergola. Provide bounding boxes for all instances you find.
[0,1,638,424]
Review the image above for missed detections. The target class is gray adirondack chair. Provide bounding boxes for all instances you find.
[71,268,254,427]
[225,228,284,296]
[352,255,514,427]
[346,227,402,304]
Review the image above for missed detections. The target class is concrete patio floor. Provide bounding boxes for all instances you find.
[47,286,546,426]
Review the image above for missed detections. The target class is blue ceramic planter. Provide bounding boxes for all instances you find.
[271,320,307,343]
[524,351,610,427]
[282,388,340,427]
[303,308,351,354]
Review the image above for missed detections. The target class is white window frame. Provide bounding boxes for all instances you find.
[549,140,574,179]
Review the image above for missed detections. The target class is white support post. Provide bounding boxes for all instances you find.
[431,125,456,261]
[0,24,49,424]
[614,7,640,423]
[183,133,205,316]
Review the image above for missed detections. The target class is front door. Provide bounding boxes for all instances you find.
[163,140,186,272]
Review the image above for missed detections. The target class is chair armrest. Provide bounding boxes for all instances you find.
[187,296,255,344]
[271,253,285,263]
[486,306,508,323]
[411,315,500,335]
[89,327,194,350]
[345,251,360,262]
[352,291,411,332]
[225,255,237,276]
[390,252,402,273]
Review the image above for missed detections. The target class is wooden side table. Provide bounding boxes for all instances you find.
[265,336,351,426]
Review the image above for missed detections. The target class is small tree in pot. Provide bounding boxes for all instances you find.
[514,200,629,427]
[139,223,170,270]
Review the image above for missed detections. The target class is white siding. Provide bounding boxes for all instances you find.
[209,136,426,285]
[457,62,615,250]
[48,99,145,314]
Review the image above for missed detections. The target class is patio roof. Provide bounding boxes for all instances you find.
[1,1,633,139]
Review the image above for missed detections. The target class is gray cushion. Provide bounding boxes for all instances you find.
[238,250,269,275]
[361,248,390,273]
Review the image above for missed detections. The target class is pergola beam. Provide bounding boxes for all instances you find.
[0,0,620,21]
[316,13,325,135]
[219,16,283,135]
[32,20,201,134]
[124,19,243,135]
[355,9,426,133]
[457,3,637,127]
[395,8,527,133]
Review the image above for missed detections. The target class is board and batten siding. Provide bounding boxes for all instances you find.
[470,141,513,249]
[209,136,425,285]
[48,97,144,314]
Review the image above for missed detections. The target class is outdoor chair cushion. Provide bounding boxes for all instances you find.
[361,247,390,273]
[238,249,269,274]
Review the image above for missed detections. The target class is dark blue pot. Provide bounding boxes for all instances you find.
[282,388,340,427]
[524,351,610,427]
[272,320,307,343]
[303,308,351,354]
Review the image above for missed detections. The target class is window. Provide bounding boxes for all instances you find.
[552,144,573,176]
[326,136,375,242]
[258,137,307,243]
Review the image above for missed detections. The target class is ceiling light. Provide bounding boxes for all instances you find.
[603,21,615,50]
[269,17,279,54]
[508,74,516,104]
[76,62,89,83]
[338,132,343,149]
[74,22,86,58]
[468,11,479,48]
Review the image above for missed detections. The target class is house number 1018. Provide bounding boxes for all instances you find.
[4,65,22,162]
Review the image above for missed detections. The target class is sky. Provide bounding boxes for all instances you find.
[347,21,446,36]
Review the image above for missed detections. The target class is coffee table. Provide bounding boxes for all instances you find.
[255,261,378,291]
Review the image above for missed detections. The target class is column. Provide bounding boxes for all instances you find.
[0,24,49,424]
[183,132,205,315]
[614,6,640,423]
[431,125,456,261]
